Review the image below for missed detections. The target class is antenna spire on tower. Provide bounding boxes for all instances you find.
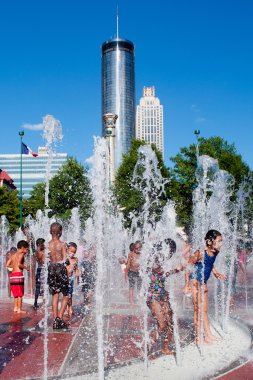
[116,5,119,39]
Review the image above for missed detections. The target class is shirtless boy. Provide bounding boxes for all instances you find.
[6,240,29,313]
[6,247,17,298]
[125,241,142,305]
[48,223,69,329]
[34,238,46,309]
[66,242,79,318]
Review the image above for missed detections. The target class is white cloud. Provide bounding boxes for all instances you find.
[22,123,43,131]
[195,117,206,123]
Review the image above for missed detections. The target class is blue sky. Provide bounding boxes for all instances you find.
[0,0,252,169]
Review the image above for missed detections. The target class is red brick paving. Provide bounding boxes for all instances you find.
[216,362,253,380]
[1,283,253,380]
[106,334,143,365]
[0,300,82,380]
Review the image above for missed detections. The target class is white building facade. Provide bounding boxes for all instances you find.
[0,147,67,199]
[136,86,164,157]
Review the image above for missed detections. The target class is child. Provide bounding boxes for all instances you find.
[66,242,79,318]
[125,241,142,305]
[118,256,127,274]
[6,247,17,298]
[6,240,29,313]
[33,238,45,309]
[189,229,226,345]
[48,222,69,329]
[147,239,182,355]
[21,223,36,296]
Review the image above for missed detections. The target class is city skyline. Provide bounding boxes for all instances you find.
[0,1,252,169]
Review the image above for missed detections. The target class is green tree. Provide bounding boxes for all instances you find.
[0,187,20,233]
[26,158,92,222]
[23,183,45,218]
[169,136,252,232]
[114,139,170,227]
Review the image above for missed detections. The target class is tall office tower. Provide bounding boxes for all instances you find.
[0,147,67,199]
[101,37,136,168]
[136,86,164,157]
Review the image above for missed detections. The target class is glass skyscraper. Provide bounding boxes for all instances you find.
[0,147,67,199]
[101,38,136,168]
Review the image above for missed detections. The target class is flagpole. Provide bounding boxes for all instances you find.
[19,131,24,227]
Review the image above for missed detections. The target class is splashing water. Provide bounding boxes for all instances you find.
[131,145,182,367]
[0,216,10,298]
[42,114,63,380]
[88,137,109,380]
[191,155,237,341]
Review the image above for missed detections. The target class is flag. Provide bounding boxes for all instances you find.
[21,142,38,157]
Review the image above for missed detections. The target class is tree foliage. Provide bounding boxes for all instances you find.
[25,157,92,222]
[114,139,170,227]
[0,187,20,233]
[169,136,252,232]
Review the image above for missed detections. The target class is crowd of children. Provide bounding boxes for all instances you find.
[5,222,94,330]
[5,223,245,353]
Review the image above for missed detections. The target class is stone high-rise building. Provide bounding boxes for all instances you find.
[136,86,164,157]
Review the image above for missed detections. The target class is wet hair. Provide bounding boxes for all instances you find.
[129,243,135,251]
[17,240,29,249]
[164,238,177,258]
[21,222,29,231]
[67,242,77,249]
[36,238,45,247]
[50,222,62,235]
[134,240,142,248]
[205,230,222,246]
[10,247,17,252]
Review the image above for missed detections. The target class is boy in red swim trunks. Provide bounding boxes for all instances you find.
[6,240,29,313]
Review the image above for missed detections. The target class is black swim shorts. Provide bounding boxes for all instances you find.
[48,262,69,296]
[128,270,142,290]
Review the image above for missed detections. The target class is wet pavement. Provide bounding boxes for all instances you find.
[1,265,253,380]
[0,299,83,380]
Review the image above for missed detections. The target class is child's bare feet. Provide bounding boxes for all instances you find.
[17,310,26,314]
[150,330,159,344]
[196,338,213,346]
[203,338,214,345]
[206,334,223,341]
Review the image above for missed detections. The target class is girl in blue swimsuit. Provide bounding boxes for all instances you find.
[189,230,226,345]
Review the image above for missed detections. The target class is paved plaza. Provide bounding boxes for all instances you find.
[1,269,253,380]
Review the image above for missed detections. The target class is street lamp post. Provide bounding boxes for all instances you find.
[103,113,118,186]
[19,131,24,227]
[194,129,200,157]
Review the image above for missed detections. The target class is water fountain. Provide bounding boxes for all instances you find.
[191,155,237,333]
[0,135,252,380]
[42,114,63,380]
[0,215,10,298]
